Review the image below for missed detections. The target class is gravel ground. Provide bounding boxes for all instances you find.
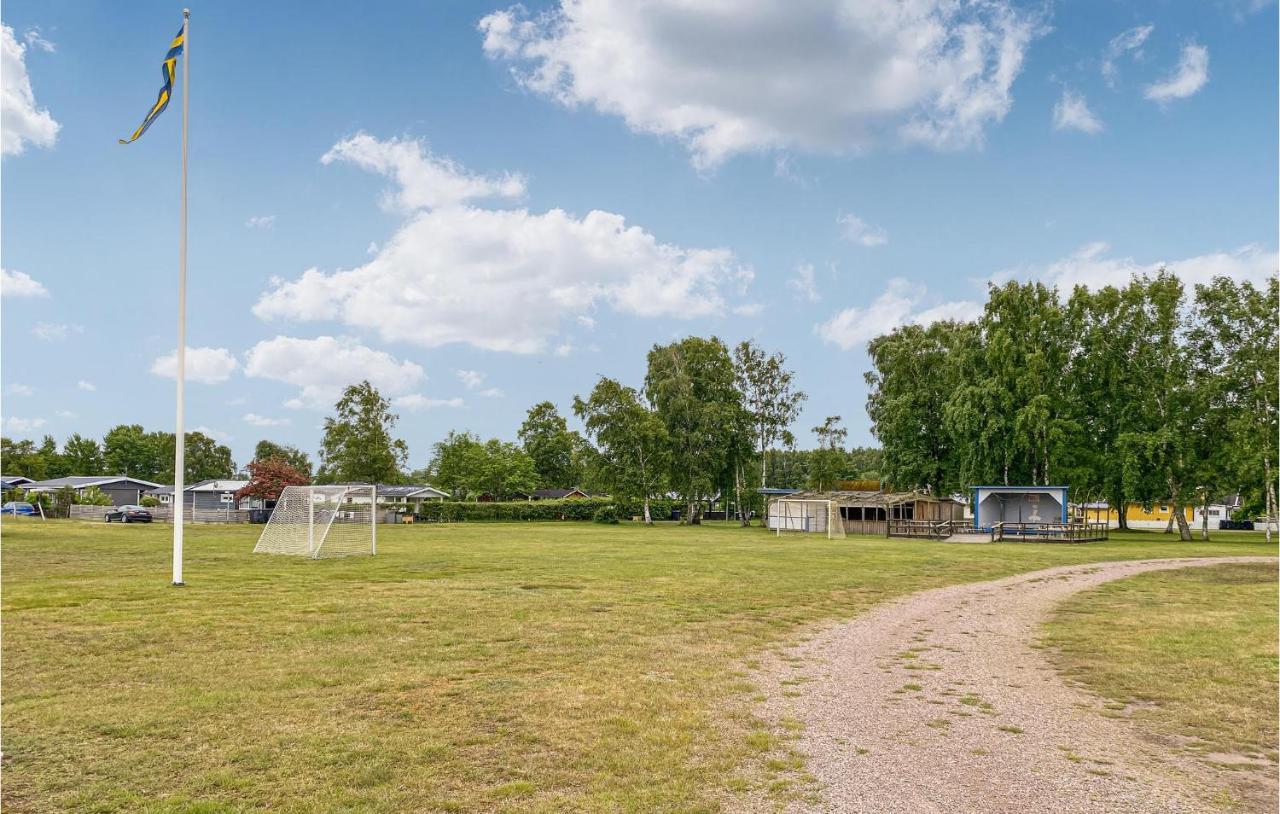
[750,557,1277,814]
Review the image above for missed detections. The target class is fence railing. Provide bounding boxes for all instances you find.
[991,521,1109,543]
[887,519,954,540]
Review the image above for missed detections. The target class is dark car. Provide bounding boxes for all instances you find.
[1,501,37,516]
[105,505,153,523]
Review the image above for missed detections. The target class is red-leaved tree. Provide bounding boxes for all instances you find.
[237,458,310,502]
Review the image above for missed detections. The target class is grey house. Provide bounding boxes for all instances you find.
[147,479,266,510]
[22,475,162,506]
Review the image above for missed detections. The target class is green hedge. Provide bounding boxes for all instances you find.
[414,497,684,523]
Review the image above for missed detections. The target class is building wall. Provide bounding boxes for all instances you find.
[98,483,149,506]
[975,491,1065,528]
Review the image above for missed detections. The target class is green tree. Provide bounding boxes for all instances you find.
[62,433,106,475]
[478,439,538,499]
[1,437,49,480]
[645,337,747,524]
[518,402,578,488]
[867,320,972,493]
[252,440,314,479]
[808,416,848,492]
[37,435,69,478]
[1188,275,1279,542]
[1116,272,1201,540]
[317,381,409,484]
[103,425,161,480]
[732,340,806,489]
[574,377,668,523]
[428,430,488,498]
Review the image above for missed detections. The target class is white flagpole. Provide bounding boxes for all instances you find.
[173,8,190,587]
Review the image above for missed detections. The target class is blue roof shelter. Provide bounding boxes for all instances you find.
[971,485,1069,531]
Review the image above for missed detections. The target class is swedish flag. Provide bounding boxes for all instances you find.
[118,24,185,144]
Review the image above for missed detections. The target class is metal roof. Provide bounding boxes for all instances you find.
[22,475,162,490]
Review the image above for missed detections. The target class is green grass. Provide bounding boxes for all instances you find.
[2,519,1274,813]
[1042,562,1279,763]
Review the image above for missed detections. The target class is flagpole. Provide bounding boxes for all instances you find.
[173,8,190,587]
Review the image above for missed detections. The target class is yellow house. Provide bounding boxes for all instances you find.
[1081,502,1193,526]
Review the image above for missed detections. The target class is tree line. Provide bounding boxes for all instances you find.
[1,427,237,485]
[865,272,1277,539]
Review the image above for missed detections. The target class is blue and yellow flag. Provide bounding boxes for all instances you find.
[118,24,185,144]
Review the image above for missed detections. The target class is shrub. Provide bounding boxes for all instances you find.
[593,505,619,524]
[76,486,114,507]
[414,496,686,523]
[140,496,162,508]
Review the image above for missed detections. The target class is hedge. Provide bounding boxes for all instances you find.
[414,497,685,523]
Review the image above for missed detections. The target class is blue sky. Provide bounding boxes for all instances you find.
[2,0,1276,471]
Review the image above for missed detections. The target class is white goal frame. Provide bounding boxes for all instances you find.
[771,498,846,540]
[253,485,377,558]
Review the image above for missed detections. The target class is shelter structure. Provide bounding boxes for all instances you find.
[970,485,1108,542]
[767,490,964,538]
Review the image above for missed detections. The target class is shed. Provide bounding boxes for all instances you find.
[23,475,162,506]
[768,490,964,537]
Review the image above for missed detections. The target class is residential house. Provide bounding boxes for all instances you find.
[22,475,162,506]
[146,480,267,510]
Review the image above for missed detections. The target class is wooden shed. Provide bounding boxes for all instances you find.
[767,490,964,537]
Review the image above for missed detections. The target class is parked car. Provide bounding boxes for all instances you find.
[105,505,153,523]
[1,501,37,516]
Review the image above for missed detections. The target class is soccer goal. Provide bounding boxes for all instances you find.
[253,485,377,558]
[771,498,846,540]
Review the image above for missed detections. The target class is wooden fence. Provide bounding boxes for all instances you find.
[69,505,255,523]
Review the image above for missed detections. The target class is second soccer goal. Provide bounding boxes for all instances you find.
[252,485,376,558]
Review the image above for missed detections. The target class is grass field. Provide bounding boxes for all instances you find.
[1043,562,1279,766]
[2,519,1275,813]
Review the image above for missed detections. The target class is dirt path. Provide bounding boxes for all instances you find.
[751,557,1277,814]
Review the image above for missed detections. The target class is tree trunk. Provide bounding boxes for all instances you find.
[760,444,768,490]
[1266,456,1275,546]
[1167,475,1192,541]
[643,494,652,525]
[1200,488,1209,541]
[1163,512,1175,534]
[736,464,749,527]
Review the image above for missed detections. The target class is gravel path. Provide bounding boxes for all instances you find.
[751,557,1277,814]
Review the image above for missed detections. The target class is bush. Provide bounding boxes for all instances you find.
[414,496,687,523]
[140,496,162,508]
[593,505,619,524]
[76,486,114,507]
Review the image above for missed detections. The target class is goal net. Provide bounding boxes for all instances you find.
[770,499,846,540]
[253,485,376,558]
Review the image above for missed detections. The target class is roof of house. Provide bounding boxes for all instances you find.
[528,488,589,499]
[186,479,250,492]
[772,489,959,506]
[375,484,449,498]
[1,475,34,485]
[22,475,162,490]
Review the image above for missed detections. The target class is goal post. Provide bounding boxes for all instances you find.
[770,498,846,540]
[253,485,377,558]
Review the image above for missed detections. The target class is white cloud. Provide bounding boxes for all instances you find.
[76,379,96,392]
[480,0,1040,168]
[478,387,505,399]
[837,213,888,247]
[392,394,465,411]
[1144,44,1209,103]
[6,383,34,397]
[321,132,526,212]
[243,335,425,409]
[254,135,752,354]
[56,409,76,419]
[554,340,574,357]
[32,321,82,341]
[23,28,55,53]
[993,241,1279,292]
[1,24,59,156]
[817,278,981,351]
[788,263,820,303]
[3,416,46,435]
[456,369,485,390]
[1,268,49,298]
[192,426,232,443]
[1052,89,1102,134]
[150,347,239,384]
[1101,24,1153,85]
[246,215,276,230]
[732,302,764,317]
[243,413,289,427]
[576,315,597,331]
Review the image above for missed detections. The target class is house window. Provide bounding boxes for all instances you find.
[1159,505,1168,512]
[1209,509,1220,516]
